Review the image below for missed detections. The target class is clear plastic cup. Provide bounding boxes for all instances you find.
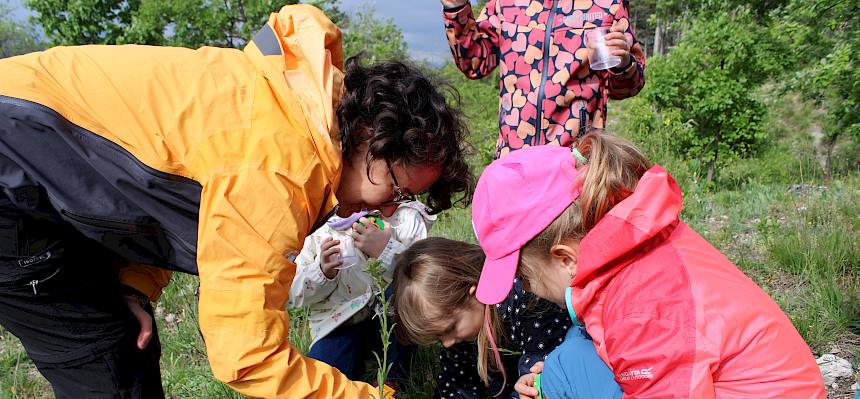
[585,27,621,70]
[334,235,360,270]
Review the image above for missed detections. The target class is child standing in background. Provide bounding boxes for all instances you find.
[439,0,646,158]
[288,202,435,384]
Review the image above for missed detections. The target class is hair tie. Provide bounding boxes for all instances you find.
[572,148,587,166]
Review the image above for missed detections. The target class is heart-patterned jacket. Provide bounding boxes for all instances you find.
[443,0,646,158]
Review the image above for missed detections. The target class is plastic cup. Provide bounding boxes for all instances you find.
[334,235,360,270]
[585,27,621,70]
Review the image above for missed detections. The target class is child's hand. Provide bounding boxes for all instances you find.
[320,237,342,279]
[604,23,632,69]
[514,361,544,399]
[440,0,468,8]
[352,217,392,259]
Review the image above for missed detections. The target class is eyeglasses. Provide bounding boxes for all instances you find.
[384,159,417,205]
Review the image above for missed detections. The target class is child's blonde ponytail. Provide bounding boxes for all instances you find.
[577,130,651,231]
[519,130,651,276]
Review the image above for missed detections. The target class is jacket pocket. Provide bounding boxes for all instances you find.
[59,209,192,269]
[0,211,65,284]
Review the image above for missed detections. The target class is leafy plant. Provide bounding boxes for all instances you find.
[781,1,860,179]
[646,6,784,182]
[365,258,394,399]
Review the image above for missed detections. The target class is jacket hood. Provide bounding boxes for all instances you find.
[243,4,344,187]
[572,165,682,311]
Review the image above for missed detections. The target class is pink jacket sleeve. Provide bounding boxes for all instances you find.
[442,1,501,80]
[606,1,646,100]
[602,314,716,399]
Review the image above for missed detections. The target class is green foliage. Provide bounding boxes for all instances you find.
[784,9,860,140]
[341,6,406,63]
[25,0,407,64]
[26,0,141,45]
[122,0,297,48]
[436,63,499,167]
[645,7,783,181]
[775,1,860,177]
[24,0,359,48]
[616,95,693,165]
[0,1,43,57]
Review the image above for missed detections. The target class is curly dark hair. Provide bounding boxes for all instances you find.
[336,56,474,214]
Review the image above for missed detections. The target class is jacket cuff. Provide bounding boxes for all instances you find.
[608,56,638,77]
[308,262,338,284]
[443,2,471,19]
[117,265,172,302]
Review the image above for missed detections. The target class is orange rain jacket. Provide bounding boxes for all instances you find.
[0,5,388,398]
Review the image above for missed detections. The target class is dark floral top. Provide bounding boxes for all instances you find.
[437,278,572,399]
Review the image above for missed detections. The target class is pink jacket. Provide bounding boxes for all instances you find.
[570,166,825,398]
[443,0,646,158]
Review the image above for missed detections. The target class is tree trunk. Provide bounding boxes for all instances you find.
[809,108,837,180]
[823,133,838,181]
[706,125,721,182]
[653,18,664,56]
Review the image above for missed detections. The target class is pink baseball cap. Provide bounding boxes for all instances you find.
[472,145,585,305]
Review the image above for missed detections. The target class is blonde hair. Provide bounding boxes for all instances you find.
[519,131,652,279]
[392,237,505,387]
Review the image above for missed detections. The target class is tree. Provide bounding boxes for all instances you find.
[340,6,406,63]
[25,0,407,63]
[779,0,860,179]
[633,0,789,57]
[647,6,786,182]
[0,2,42,58]
[26,0,344,48]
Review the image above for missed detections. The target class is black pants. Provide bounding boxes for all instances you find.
[0,195,164,398]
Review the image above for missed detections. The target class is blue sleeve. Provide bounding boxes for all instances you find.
[540,326,622,399]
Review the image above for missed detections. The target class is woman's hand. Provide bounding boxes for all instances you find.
[514,361,544,399]
[320,237,342,279]
[123,295,153,350]
[352,217,392,259]
[440,0,469,9]
[604,23,632,69]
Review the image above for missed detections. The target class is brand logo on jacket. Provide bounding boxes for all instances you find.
[584,12,606,23]
[618,367,654,381]
[18,252,51,268]
[563,12,607,28]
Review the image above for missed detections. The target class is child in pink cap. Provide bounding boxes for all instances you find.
[471,131,826,398]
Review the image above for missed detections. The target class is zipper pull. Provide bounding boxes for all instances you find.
[30,280,38,295]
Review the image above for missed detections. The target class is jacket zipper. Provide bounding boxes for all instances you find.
[60,209,195,254]
[28,266,62,295]
[61,209,151,233]
[578,104,589,140]
[534,0,559,146]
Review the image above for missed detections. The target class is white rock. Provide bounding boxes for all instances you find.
[816,354,853,386]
